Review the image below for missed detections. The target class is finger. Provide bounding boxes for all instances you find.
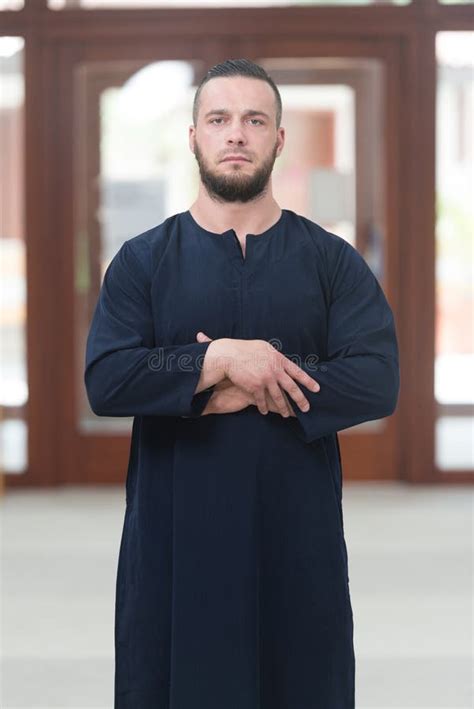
[196,331,213,342]
[264,385,290,417]
[280,389,295,416]
[264,390,274,412]
[254,387,268,415]
[278,372,312,412]
[282,390,296,416]
[267,382,290,418]
[284,359,320,393]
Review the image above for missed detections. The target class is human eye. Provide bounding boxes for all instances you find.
[249,118,264,126]
[209,117,224,125]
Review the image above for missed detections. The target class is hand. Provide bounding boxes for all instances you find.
[203,377,296,417]
[202,378,253,415]
[196,331,319,417]
[265,389,297,417]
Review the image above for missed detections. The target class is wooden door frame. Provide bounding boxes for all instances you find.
[2,1,473,487]
[62,35,403,486]
[243,38,402,483]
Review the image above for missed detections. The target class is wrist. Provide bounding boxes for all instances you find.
[206,338,232,378]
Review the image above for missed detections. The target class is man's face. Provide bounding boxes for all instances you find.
[189,76,285,203]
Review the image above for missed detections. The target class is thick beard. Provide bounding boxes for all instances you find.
[193,140,279,204]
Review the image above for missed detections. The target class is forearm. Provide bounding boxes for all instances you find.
[85,341,215,418]
[287,352,399,443]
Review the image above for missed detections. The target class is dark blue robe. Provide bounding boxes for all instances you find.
[84,208,399,709]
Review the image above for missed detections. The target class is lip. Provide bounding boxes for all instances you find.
[222,156,251,162]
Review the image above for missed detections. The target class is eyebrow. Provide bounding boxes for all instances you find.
[204,109,271,120]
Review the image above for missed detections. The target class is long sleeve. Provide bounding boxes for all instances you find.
[287,239,400,444]
[84,239,215,418]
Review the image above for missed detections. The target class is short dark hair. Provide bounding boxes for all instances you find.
[192,58,282,128]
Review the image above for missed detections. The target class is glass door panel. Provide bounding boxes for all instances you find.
[66,39,400,482]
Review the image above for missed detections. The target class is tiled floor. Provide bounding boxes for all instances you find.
[1,482,472,708]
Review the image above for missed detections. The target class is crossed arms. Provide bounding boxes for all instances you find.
[84,238,399,444]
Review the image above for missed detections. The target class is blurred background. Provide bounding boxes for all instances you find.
[0,1,472,707]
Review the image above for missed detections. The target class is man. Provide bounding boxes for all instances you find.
[85,58,399,709]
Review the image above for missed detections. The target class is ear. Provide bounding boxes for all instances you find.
[276,126,285,156]
[189,124,196,153]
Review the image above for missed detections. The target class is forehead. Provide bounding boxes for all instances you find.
[198,76,276,113]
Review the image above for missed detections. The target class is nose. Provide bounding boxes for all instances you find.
[225,121,247,145]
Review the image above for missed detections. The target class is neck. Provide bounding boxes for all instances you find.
[189,183,281,236]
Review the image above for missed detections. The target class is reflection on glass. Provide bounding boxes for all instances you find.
[263,57,386,283]
[436,418,474,470]
[98,61,198,272]
[269,83,356,247]
[0,36,27,473]
[76,56,387,436]
[0,0,24,9]
[76,59,205,431]
[435,32,474,470]
[49,0,410,9]
[262,57,386,436]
